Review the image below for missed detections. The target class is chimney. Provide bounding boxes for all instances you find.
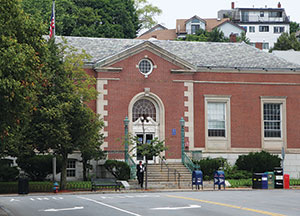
[231,2,235,9]
[278,2,281,8]
[230,33,237,43]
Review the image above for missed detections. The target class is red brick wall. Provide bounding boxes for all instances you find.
[88,50,300,159]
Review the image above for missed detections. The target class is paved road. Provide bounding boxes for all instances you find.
[0,190,299,216]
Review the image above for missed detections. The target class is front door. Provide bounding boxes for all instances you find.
[136,133,154,163]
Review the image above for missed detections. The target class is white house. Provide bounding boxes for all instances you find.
[218,2,290,50]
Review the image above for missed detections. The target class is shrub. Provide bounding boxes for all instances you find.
[104,160,130,180]
[0,159,19,181]
[225,166,252,179]
[17,155,62,181]
[193,157,225,180]
[235,151,281,173]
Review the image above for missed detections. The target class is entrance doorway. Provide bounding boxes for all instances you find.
[136,133,154,162]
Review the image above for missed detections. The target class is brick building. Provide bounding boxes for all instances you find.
[61,37,300,179]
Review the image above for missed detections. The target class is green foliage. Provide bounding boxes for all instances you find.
[16,155,62,181]
[0,0,50,156]
[0,159,19,181]
[290,21,300,34]
[135,0,162,31]
[271,32,300,51]
[235,151,281,173]
[104,160,130,180]
[136,137,167,160]
[236,32,250,44]
[179,28,229,43]
[225,165,252,179]
[228,179,252,188]
[193,157,225,180]
[22,0,140,38]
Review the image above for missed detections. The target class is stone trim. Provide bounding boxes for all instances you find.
[174,80,300,86]
[184,82,194,150]
[97,79,108,149]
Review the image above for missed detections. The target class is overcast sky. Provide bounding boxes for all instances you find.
[147,0,300,29]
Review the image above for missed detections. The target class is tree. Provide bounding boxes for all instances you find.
[75,108,104,181]
[236,32,250,44]
[24,40,101,189]
[178,28,229,42]
[271,32,300,51]
[134,0,162,31]
[235,151,281,173]
[290,21,300,34]
[22,0,140,38]
[0,0,50,157]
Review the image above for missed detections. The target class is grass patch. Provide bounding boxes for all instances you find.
[228,179,252,188]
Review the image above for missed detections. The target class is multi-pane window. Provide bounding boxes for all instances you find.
[132,99,156,122]
[269,11,282,18]
[259,26,269,32]
[67,160,76,177]
[264,104,281,138]
[139,59,153,75]
[191,24,200,34]
[262,43,269,50]
[207,103,226,137]
[249,26,255,33]
[274,27,285,33]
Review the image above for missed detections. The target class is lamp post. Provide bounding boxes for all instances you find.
[140,114,149,190]
[124,116,129,164]
[180,117,185,163]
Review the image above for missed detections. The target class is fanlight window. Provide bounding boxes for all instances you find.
[132,99,156,122]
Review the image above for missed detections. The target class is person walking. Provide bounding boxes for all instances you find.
[136,161,145,188]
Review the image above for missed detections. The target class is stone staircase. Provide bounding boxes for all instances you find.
[129,162,193,189]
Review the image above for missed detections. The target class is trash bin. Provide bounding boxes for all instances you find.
[213,171,225,190]
[18,177,29,194]
[264,172,274,189]
[284,174,290,189]
[192,170,203,190]
[274,167,283,189]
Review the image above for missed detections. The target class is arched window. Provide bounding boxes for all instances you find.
[132,99,156,122]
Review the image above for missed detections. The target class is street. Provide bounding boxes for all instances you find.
[0,190,300,216]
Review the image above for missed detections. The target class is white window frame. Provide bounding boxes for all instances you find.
[259,26,269,32]
[67,159,76,177]
[204,95,231,150]
[260,96,287,151]
[138,58,153,78]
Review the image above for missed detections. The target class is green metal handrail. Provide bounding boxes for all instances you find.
[126,152,137,179]
[182,152,200,173]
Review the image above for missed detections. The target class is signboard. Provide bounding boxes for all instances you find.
[172,129,176,135]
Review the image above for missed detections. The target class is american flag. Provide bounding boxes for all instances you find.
[49,0,55,38]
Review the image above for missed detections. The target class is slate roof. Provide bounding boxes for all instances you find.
[57,36,300,71]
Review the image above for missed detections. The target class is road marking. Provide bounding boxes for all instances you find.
[37,197,49,200]
[166,195,286,216]
[10,199,20,202]
[151,204,201,210]
[43,207,84,212]
[78,196,141,216]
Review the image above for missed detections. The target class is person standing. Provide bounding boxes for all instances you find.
[136,161,145,188]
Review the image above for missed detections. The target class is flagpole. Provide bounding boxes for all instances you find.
[53,0,55,39]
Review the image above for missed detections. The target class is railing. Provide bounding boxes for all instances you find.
[182,152,200,173]
[126,152,137,179]
[160,158,181,188]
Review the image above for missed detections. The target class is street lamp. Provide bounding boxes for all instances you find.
[124,116,129,164]
[180,117,185,163]
[140,114,149,189]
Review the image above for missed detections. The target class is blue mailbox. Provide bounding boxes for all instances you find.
[214,171,225,190]
[192,170,203,190]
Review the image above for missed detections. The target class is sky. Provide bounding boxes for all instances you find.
[147,0,300,29]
